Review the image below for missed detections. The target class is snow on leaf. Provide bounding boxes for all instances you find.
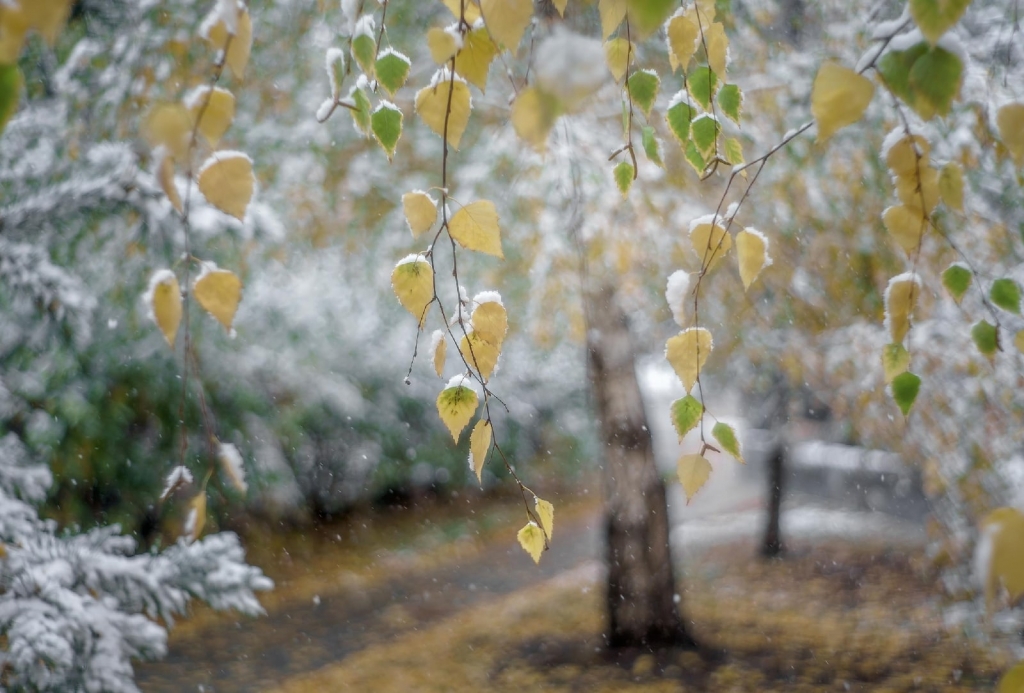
[511,85,560,152]
[670,395,703,441]
[690,113,719,158]
[910,0,970,44]
[430,329,447,377]
[371,101,403,160]
[613,160,634,196]
[197,151,255,221]
[351,19,376,76]
[146,269,182,347]
[689,218,731,272]
[143,103,193,160]
[971,319,999,358]
[459,331,500,380]
[415,71,472,149]
[882,205,927,254]
[391,254,433,326]
[402,190,438,237]
[990,278,1022,315]
[677,453,711,502]
[895,165,939,215]
[535,498,555,541]
[186,86,235,147]
[480,0,533,52]
[665,96,693,144]
[665,327,713,393]
[997,103,1024,166]
[326,48,347,99]
[941,263,971,303]
[0,64,22,136]
[160,465,194,501]
[427,25,461,65]
[193,264,242,330]
[375,48,411,97]
[810,62,874,142]
[938,162,963,211]
[185,492,207,542]
[687,64,718,110]
[884,272,920,344]
[884,132,931,176]
[736,228,770,290]
[599,0,627,38]
[471,295,507,347]
[712,422,743,463]
[469,419,491,482]
[218,441,247,494]
[604,37,633,82]
[626,69,660,118]
[454,26,498,91]
[665,8,699,71]
[665,269,691,326]
[203,6,252,78]
[437,376,479,442]
[881,343,910,384]
[517,522,546,563]
[891,371,921,416]
[449,200,503,257]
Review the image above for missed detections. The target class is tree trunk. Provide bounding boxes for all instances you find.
[584,282,695,649]
[761,443,786,558]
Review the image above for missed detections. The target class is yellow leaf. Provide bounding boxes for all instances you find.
[427,26,460,64]
[217,441,248,494]
[154,149,183,214]
[441,0,482,23]
[810,62,874,142]
[0,4,29,63]
[187,86,235,147]
[882,205,928,254]
[938,161,964,212]
[1015,329,1024,355]
[999,661,1024,693]
[599,0,627,39]
[391,255,434,326]
[689,220,732,273]
[469,419,492,483]
[415,73,472,149]
[735,228,770,290]
[885,274,920,344]
[695,0,716,22]
[666,9,699,72]
[677,453,711,502]
[449,200,503,258]
[193,265,242,330]
[147,270,182,348]
[997,102,1024,166]
[436,376,479,442]
[535,497,554,540]
[881,343,910,385]
[204,8,252,78]
[402,190,438,237]
[980,507,1024,611]
[884,133,931,176]
[185,492,207,542]
[604,37,633,82]
[895,165,940,215]
[705,21,728,78]
[665,327,712,393]
[454,26,498,91]
[480,0,533,52]
[511,85,560,152]
[552,0,569,16]
[17,0,72,45]
[471,294,508,347]
[459,332,501,379]
[142,103,193,160]
[197,152,254,221]
[431,329,447,377]
[517,522,546,563]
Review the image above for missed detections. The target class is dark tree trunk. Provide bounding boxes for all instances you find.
[761,443,786,558]
[584,282,695,649]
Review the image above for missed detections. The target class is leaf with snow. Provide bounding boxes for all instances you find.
[671,395,703,441]
[712,422,743,463]
[436,375,479,442]
[454,26,498,91]
[627,70,660,118]
[997,103,1024,166]
[203,6,252,78]
[218,441,247,494]
[665,96,693,144]
[415,72,472,149]
[971,319,999,358]
[391,254,433,326]
[469,419,491,482]
[990,278,1022,315]
[684,140,706,175]
[403,190,438,237]
[430,329,447,377]
[896,165,939,215]
[371,102,403,160]
[665,327,712,393]
[535,497,555,540]
[459,331,500,380]
[690,218,731,272]
[326,48,347,99]
[665,269,691,326]
[613,161,634,197]
[666,9,698,71]
[811,62,874,142]
[160,465,194,501]
[942,264,971,303]
[891,371,921,416]
[143,103,193,160]
[449,200,503,258]
[677,453,711,502]
[193,264,242,330]
[187,86,235,147]
[736,228,770,290]
[690,113,719,159]
[197,152,254,221]
[884,273,919,344]
[481,0,533,52]
[146,270,182,348]
[882,205,927,254]
[884,132,931,176]
[427,26,461,64]
[471,295,508,348]
[882,343,910,384]
[375,49,411,97]
[517,522,546,563]
[351,21,376,76]
[185,492,207,542]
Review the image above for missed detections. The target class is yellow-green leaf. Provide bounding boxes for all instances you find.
[415,73,472,149]
[535,497,554,540]
[469,419,492,483]
[454,26,498,91]
[997,102,1024,167]
[450,200,503,258]
[187,86,235,147]
[370,101,403,160]
[147,270,182,348]
[882,343,910,384]
[480,0,533,52]
[517,521,546,563]
[0,64,23,137]
[193,265,242,330]
[938,161,964,211]
[690,219,732,273]
[941,263,971,304]
[613,160,634,196]
[811,62,874,142]
[626,69,660,118]
[677,453,711,502]
[885,273,920,344]
[910,0,971,44]
[197,152,254,221]
[670,395,703,441]
[736,228,770,290]
[891,371,921,416]
[972,319,999,358]
[665,327,712,393]
[882,204,928,254]
[599,0,627,38]
[436,376,479,442]
[604,37,633,82]
[712,421,743,463]
[402,190,438,237]
[375,48,411,97]
[391,254,434,326]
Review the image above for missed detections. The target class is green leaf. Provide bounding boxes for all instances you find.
[908,45,962,118]
[625,0,676,38]
[350,87,372,135]
[670,395,703,440]
[971,320,999,358]
[641,126,663,167]
[942,264,972,303]
[370,103,403,160]
[352,32,376,77]
[877,42,929,111]
[724,137,744,165]
[0,64,23,137]
[684,139,706,175]
[665,97,694,145]
[687,64,718,111]
[613,160,634,196]
[882,343,910,384]
[718,83,742,124]
[712,421,744,463]
[690,114,719,159]
[891,371,921,416]
[436,381,479,442]
[375,49,411,97]
[990,278,1022,314]
[627,69,661,118]
[910,0,971,44]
